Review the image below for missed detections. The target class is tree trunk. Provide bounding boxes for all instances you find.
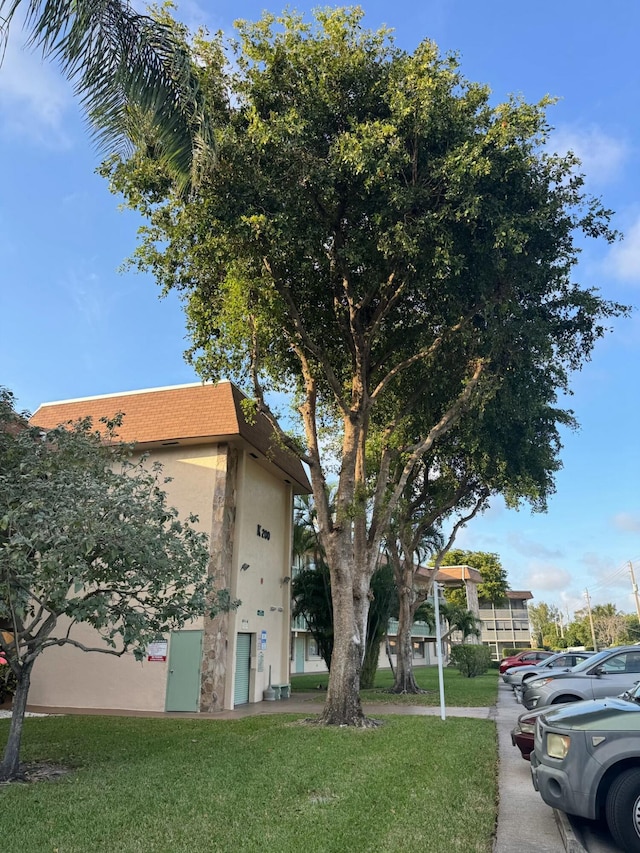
[319,561,369,726]
[0,661,33,781]
[391,581,424,693]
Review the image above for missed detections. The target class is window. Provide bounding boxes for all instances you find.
[306,637,321,660]
[600,654,626,673]
[412,641,425,659]
[388,639,398,656]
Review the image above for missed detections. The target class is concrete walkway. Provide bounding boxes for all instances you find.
[493,680,571,853]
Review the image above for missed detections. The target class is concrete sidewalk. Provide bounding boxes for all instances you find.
[493,680,573,852]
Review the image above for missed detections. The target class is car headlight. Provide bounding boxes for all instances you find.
[519,717,537,734]
[528,677,553,689]
[547,733,571,759]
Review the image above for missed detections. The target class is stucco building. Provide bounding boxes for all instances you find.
[28,382,310,713]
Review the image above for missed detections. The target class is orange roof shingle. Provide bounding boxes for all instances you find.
[31,382,311,493]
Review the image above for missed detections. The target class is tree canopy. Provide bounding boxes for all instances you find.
[102,7,627,724]
[0,387,228,779]
[439,549,509,606]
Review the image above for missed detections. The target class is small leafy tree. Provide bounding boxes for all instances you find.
[528,601,561,647]
[0,388,229,781]
[450,644,491,677]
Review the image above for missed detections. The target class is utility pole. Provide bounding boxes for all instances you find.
[585,588,598,652]
[629,561,640,622]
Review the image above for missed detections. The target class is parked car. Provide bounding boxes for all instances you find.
[499,650,554,675]
[503,651,594,688]
[522,645,640,711]
[511,707,547,760]
[530,681,640,852]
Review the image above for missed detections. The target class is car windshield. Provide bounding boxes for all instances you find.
[570,648,616,673]
[540,653,569,667]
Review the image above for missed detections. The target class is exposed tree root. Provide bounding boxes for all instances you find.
[382,687,433,695]
[0,761,71,786]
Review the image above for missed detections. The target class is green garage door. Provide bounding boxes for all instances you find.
[234,633,251,706]
[165,630,203,712]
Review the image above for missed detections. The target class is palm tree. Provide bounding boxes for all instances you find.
[0,0,211,188]
[441,603,482,643]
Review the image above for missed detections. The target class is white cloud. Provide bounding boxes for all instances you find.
[0,32,73,147]
[607,214,640,283]
[612,512,640,533]
[506,531,563,560]
[524,564,573,592]
[550,126,627,187]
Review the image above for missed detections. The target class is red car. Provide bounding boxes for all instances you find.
[499,649,553,674]
[511,708,545,760]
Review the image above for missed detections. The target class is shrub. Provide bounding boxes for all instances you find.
[450,644,492,677]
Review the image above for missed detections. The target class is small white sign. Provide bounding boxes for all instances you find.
[147,640,168,662]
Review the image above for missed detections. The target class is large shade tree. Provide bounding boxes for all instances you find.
[0,388,230,780]
[103,8,627,725]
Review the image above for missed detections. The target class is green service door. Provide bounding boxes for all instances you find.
[165,630,203,712]
[234,633,251,706]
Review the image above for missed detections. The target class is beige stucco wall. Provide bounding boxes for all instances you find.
[29,624,171,711]
[28,442,294,713]
[229,455,293,704]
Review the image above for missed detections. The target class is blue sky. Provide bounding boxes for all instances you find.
[1,1,638,617]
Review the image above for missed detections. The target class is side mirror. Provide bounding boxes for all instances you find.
[592,666,605,676]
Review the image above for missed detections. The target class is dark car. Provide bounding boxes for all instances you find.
[530,681,640,852]
[522,645,640,711]
[499,650,554,675]
[511,707,547,760]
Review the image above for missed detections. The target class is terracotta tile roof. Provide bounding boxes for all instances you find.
[31,382,311,493]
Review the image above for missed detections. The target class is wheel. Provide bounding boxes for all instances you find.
[606,767,640,852]
[551,695,580,705]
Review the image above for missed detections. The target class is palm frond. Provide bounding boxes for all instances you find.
[0,0,213,191]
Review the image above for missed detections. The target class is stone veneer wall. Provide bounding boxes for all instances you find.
[200,444,238,712]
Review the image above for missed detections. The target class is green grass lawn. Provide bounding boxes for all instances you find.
[1,712,497,853]
[291,666,499,706]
